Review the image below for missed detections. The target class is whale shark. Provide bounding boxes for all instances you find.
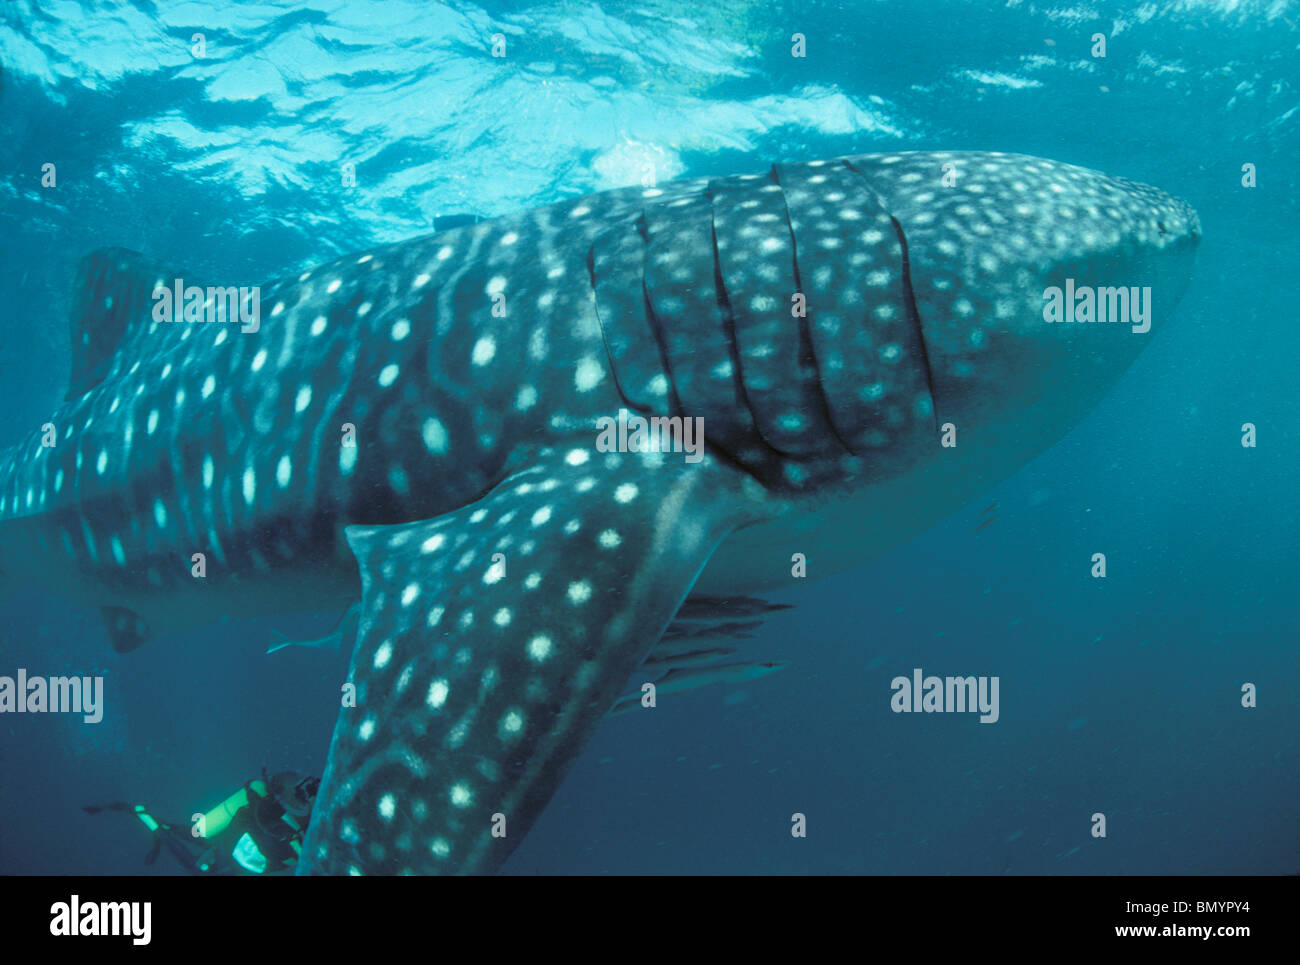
[0,151,1199,874]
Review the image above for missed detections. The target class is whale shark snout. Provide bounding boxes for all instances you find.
[695,152,1201,597]
[843,151,1200,453]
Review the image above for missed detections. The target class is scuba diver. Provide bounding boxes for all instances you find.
[84,769,320,875]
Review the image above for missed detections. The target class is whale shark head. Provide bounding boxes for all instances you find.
[844,151,1200,456]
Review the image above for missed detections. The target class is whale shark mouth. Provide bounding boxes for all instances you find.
[0,150,1199,875]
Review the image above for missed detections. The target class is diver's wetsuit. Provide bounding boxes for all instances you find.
[194,779,305,874]
[88,776,311,875]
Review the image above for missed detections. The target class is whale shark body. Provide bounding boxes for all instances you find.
[0,151,1199,874]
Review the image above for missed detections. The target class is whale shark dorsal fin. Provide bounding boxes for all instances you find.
[67,247,186,401]
[299,449,759,875]
[100,604,153,654]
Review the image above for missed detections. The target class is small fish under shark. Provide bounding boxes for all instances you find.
[0,151,1199,874]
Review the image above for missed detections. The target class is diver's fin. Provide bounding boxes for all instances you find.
[298,449,759,875]
[67,248,188,400]
[82,801,131,815]
[159,832,206,874]
[143,834,162,866]
[267,604,361,656]
[101,605,152,654]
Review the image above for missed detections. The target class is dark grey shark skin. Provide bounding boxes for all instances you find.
[0,152,1199,874]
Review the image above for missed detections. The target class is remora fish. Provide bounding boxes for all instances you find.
[267,603,361,656]
[0,151,1199,874]
[609,660,789,716]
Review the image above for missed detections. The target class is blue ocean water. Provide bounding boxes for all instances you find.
[0,0,1295,875]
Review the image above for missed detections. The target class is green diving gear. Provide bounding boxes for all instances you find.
[133,804,160,832]
[199,779,266,840]
[197,776,310,873]
[85,770,319,875]
[232,832,268,874]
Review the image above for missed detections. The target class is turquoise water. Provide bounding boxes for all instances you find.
[0,0,1296,874]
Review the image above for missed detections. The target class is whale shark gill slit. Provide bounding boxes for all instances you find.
[639,274,683,419]
[771,163,856,458]
[888,211,939,436]
[706,191,785,474]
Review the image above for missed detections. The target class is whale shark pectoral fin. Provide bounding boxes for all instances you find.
[299,452,754,875]
[100,605,152,654]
